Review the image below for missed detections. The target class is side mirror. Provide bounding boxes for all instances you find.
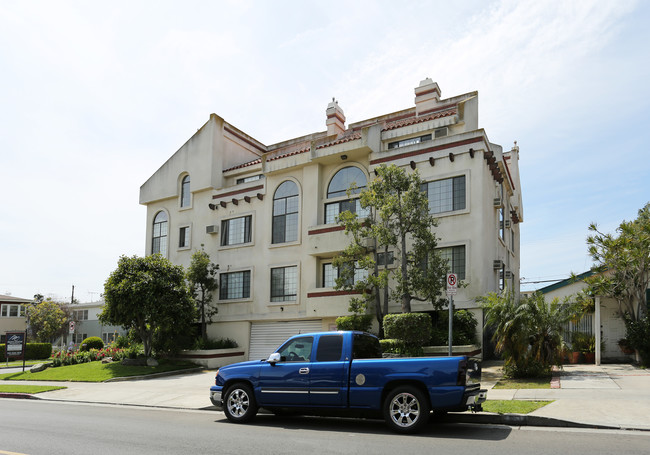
[267,352,281,364]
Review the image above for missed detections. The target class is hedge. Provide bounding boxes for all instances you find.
[336,314,374,332]
[383,313,432,356]
[0,343,52,360]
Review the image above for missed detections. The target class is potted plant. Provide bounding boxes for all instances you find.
[618,338,635,355]
[570,332,590,363]
[583,335,596,364]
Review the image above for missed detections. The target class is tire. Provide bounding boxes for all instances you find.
[223,383,258,423]
[383,386,430,434]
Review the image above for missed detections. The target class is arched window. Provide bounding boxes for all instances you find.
[272,181,299,244]
[180,175,191,208]
[152,211,168,257]
[325,167,368,224]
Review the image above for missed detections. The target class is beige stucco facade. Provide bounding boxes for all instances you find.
[140,79,523,359]
[0,294,30,343]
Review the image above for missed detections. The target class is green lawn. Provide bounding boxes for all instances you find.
[493,377,552,389]
[483,400,552,414]
[0,384,67,394]
[0,360,199,382]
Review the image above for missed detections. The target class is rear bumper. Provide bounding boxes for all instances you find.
[463,385,487,411]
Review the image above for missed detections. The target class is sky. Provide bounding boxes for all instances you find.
[1,0,649,302]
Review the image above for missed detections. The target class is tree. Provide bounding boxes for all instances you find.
[481,290,580,378]
[333,164,446,329]
[186,248,219,342]
[585,202,650,322]
[26,298,69,342]
[100,254,196,358]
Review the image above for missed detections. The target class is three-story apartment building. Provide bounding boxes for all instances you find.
[140,79,523,359]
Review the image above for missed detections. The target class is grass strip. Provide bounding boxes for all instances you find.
[483,400,552,414]
[0,384,67,394]
[0,360,198,382]
[493,377,552,389]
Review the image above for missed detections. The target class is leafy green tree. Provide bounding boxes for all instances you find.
[100,255,195,357]
[26,298,68,342]
[333,164,446,328]
[585,202,650,322]
[481,290,579,378]
[186,248,219,342]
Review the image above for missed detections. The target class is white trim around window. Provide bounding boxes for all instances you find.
[219,212,255,249]
[178,223,192,251]
[269,262,300,306]
[218,267,254,303]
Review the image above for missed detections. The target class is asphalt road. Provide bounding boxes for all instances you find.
[2,399,649,455]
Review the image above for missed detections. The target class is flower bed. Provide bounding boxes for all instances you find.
[50,346,126,367]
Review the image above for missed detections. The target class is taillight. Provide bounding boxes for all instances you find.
[457,359,467,386]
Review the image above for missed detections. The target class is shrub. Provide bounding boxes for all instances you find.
[379,339,402,354]
[191,337,238,350]
[1,343,52,360]
[336,314,373,332]
[624,314,650,367]
[113,335,130,349]
[430,310,478,346]
[79,337,104,351]
[383,313,432,356]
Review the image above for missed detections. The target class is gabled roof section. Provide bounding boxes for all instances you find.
[537,271,595,294]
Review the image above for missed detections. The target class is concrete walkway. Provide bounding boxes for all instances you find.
[2,362,650,431]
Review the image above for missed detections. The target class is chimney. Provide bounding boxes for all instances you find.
[414,78,441,115]
[326,98,346,137]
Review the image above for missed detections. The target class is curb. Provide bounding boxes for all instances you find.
[0,393,40,400]
[443,412,647,431]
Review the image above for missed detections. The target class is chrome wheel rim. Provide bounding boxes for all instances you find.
[227,388,250,417]
[389,392,421,428]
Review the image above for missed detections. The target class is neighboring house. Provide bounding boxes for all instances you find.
[538,271,638,364]
[0,294,30,343]
[67,300,126,346]
[140,79,524,359]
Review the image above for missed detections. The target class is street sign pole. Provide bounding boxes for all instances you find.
[446,273,458,357]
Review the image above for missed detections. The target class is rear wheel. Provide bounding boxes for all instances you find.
[223,383,258,423]
[383,386,430,433]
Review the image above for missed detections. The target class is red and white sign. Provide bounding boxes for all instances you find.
[69,321,75,334]
[446,273,458,296]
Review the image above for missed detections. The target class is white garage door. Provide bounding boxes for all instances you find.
[249,320,323,361]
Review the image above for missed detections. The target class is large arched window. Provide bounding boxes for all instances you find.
[152,211,168,257]
[325,167,368,224]
[180,175,191,208]
[272,180,299,244]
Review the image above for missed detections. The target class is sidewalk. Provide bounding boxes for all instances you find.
[2,362,650,431]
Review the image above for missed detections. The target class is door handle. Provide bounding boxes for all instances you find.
[299,368,310,374]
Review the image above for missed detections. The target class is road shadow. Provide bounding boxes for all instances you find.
[212,413,512,440]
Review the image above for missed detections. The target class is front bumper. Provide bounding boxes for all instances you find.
[210,388,223,411]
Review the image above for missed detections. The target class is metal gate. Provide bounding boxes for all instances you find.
[248,320,323,361]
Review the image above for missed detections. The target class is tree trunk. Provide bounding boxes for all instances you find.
[400,233,411,313]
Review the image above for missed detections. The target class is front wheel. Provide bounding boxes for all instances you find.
[383,386,430,434]
[223,383,258,423]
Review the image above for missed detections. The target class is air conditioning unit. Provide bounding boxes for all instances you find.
[493,260,504,270]
[505,220,512,229]
[434,127,448,138]
[493,197,503,208]
[205,225,219,235]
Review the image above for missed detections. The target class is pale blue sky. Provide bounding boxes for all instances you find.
[1,0,648,301]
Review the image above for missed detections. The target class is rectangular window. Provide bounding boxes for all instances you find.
[236,175,264,184]
[221,215,252,246]
[271,266,297,302]
[438,245,466,281]
[102,332,118,344]
[377,251,395,267]
[219,271,251,300]
[388,134,432,150]
[73,333,88,344]
[422,175,466,214]
[179,226,190,248]
[324,199,369,224]
[1,304,25,318]
[73,309,88,320]
[322,263,368,287]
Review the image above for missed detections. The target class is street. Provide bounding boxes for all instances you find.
[2,399,649,455]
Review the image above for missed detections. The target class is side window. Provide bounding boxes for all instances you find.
[325,166,369,224]
[353,333,382,359]
[277,336,313,362]
[152,211,168,257]
[272,180,299,244]
[316,335,343,362]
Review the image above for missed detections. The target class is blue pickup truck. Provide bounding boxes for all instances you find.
[210,331,486,433]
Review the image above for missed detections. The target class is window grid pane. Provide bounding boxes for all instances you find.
[221,216,252,246]
[220,271,251,300]
[424,176,466,214]
[271,266,297,301]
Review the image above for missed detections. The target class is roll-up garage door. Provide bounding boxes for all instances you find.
[248,320,323,361]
